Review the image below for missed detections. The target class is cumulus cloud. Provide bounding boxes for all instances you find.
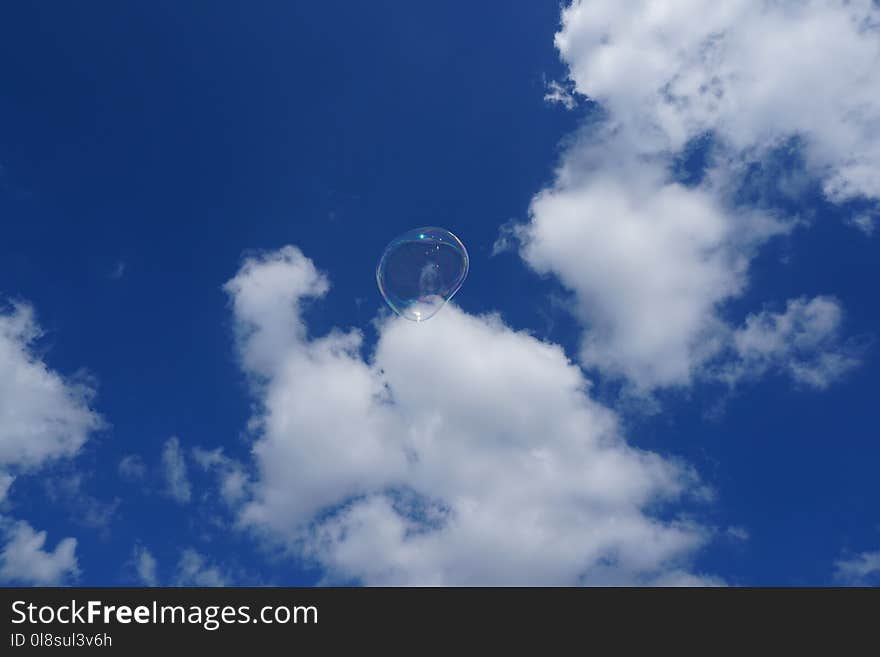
[724,296,861,388]
[0,520,79,585]
[834,550,880,585]
[0,301,102,583]
[0,302,102,472]
[555,0,880,201]
[224,246,716,585]
[162,437,191,504]
[175,548,227,586]
[522,142,786,388]
[513,0,876,390]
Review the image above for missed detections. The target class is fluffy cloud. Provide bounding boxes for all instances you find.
[162,436,192,504]
[556,0,880,201]
[725,296,860,388]
[226,247,717,585]
[834,550,880,585]
[521,144,785,388]
[0,519,79,585]
[511,0,877,389]
[0,302,102,472]
[0,301,101,584]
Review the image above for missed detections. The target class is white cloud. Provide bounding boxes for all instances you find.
[544,79,577,110]
[0,473,13,503]
[555,0,880,202]
[512,0,878,390]
[0,301,101,584]
[0,302,102,471]
[834,550,880,585]
[133,544,158,586]
[192,447,247,505]
[175,548,226,586]
[44,474,120,531]
[522,143,786,388]
[162,436,191,504]
[848,214,876,236]
[225,246,717,585]
[649,570,724,587]
[0,519,79,585]
[726,296,860,389]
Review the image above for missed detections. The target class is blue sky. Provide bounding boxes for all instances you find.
[0,1,878,586]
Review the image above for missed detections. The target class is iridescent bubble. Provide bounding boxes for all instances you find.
[376,227,469,321]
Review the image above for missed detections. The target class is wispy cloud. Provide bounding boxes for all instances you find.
[161,437,191,504]
[175,548,227,586]
[132,544,158,586]
[834,550,880,585]
[848,214,876,236]
[0,473,13,503]
[110,260,127,280]
[543,79,577,110]
[726,526,750,542]
[44,473,120,531]
[191,447,247,506]
[118,454,147,481]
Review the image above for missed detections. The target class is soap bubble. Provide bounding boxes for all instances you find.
[376,227,469,321]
